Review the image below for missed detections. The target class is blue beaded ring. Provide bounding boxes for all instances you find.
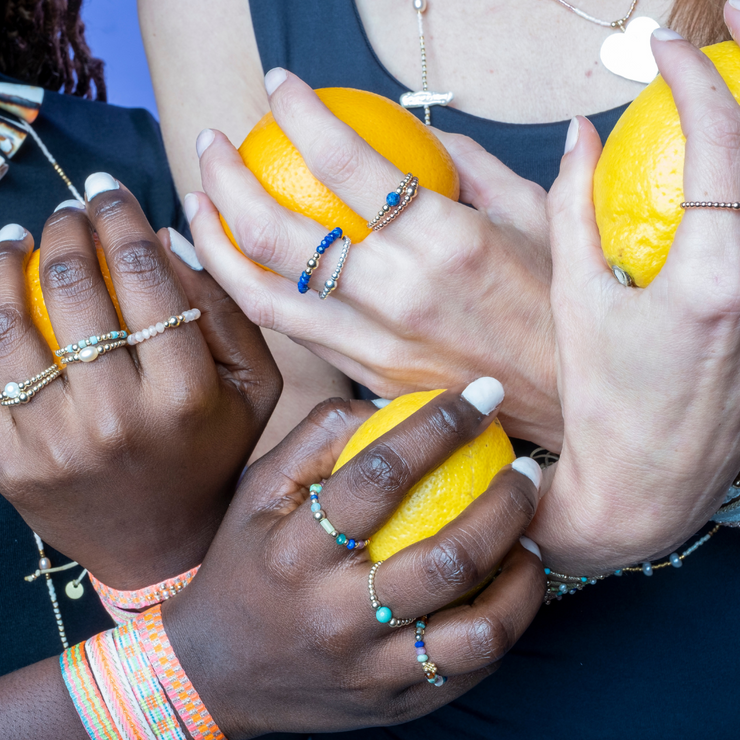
[366,173,419,231]
[309,483,369,551]
[367,561,415,628]
[414,616,447,687]
[298,228,343,294]
[55,329,128,358]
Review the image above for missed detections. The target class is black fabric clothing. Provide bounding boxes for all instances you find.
[249,3,740,739]
[0,73,187,675]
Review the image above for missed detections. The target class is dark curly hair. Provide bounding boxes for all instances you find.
[0,0,106,101]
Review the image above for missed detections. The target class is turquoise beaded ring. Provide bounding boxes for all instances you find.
[309,483,369,551]
[414,616,447,687]
[55,330,128,364]
[367,560,415,628]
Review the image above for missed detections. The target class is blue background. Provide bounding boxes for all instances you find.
[82,0,159,118]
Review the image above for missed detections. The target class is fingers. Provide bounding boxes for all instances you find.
[160,226,282,423]
[375,462,542,622]
[650,28,740,279]
[547,116,615,299]
[39,202,137,387]
[265,69,405,221]
[195,129,328,278]
[298,378,507,565]
[83,173,211,382]
[0,225,56,425]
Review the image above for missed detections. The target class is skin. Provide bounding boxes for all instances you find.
[530,10,740,573]
[0,384,545,739]
[0,179,281,589]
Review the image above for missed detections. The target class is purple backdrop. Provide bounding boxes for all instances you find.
[82,0,159,118]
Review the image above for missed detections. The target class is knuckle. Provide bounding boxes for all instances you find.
[695,109,740,153]
[424,403,471,446]
[464,614,512,663]
[109,238,169,290]
[502,472,538,524]
[352,443,411,494]
[424,537,480,593]
[231,208,282,268]
[310,135,362,188]
[40,252,98,303]
[305,397,358,434]
[0,304,32,353]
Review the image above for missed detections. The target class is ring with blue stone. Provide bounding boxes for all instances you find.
[414,615,448,687]
[55,329,129,364]
[298,227,343,294]
[366,173,419,231]
[367,560,416,628]
[308,483,369,551]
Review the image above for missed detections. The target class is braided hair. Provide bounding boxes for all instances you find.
[0,0,106,101]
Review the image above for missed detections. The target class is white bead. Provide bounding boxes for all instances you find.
[148,325,157,336]
[182,311,191,322]
[156,322,165,333]
[142,328,151,339]
[191,308,200,320]
[79,345,100,363]
[135,331,144,343]
[127,334,136,345]
[4,382,20,399]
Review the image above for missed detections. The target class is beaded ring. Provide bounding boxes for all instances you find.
[298,228,343,294]
[681,201,740,210]
[1,363,61,406]
[56,330,128,358]
[318,236,352,300]
[126,308,201,346]
[368,560,415,627]
[309,483,369,550]
[414,616,447,687]
[367,174,419,231]
[61,338,129,365]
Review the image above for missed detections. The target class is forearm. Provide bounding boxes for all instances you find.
[0,658,87,740]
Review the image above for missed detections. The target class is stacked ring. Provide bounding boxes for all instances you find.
[318,236,352,300]
[367,174,419,231]
[681,201,740,210]
[298,228,343,294]
[414,616,447,687]
[61,338,129,365]
[56,330,128,358]
[368,561,415,627]
[1,364,61,406]
[309,484,369,550]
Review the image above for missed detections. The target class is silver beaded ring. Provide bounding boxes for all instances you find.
[368,561,416,628]
[318,236,351,300]
[681,201,740,210]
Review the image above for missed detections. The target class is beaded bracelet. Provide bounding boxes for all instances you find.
[414,616,447,687]
[136,605,225,740]
[297,228,343,294]
[309,483,369,550]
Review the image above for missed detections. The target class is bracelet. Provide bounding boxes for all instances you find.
[136,605,225,740]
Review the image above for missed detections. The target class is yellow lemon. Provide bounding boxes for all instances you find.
[594,41,740,287]
[333,390,515,562]
[226,87,459,249]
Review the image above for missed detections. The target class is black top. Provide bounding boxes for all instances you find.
[0,73,187,675]
[249,3,740,739]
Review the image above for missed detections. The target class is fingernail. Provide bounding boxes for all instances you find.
[0,223,28,241]
[511,457,543,492]
[730,0,740,9]
[54,199,86,213]
[183,193,199,224]
[265,68,288,96]
[652,28,684,41]
[519,536,543,561]
[564,117,579,155]
[168,228,203,271]
[461,377,505,416]
[371,398,391,409]
[196,129,215,158]
[85,172,119,201]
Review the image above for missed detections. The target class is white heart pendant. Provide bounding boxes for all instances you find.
[600,17,660,84]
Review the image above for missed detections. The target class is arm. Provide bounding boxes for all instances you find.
[137,0,352,456]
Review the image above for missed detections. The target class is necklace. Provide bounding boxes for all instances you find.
[550,0,660,84]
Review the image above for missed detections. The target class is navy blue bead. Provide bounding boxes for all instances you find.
[317,246,325,254]
[298,283,309,294]
[386,191,401,207]
[346,539,356,549]
[331,227,343,238]
[414,641,425,648]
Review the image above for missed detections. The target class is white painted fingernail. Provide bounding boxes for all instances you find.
[371,398,391,409]
[461,377,505,416]
[196,129,215,158]
[652,28,684,41]
[168,228,203,271]
[564,117,579,155]
[0,224,28,241]
[265,67,288,96]
[54,199,86,212]
[730,0,740,9]
[511,457,543,492]
[183,193,200,224]
[85,172,119,201]
[519,536,542,561]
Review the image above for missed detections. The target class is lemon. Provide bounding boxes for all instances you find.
[594,41,740,287]
[226,87,459,248]
[333,390,515,562]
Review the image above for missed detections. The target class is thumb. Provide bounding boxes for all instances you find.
[159,226,282,420]
[547,116,615,298]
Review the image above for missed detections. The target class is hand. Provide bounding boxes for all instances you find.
[528,17,740,574]
[0,175,281,589]
[164,381,545,738]
[185,70,562,450]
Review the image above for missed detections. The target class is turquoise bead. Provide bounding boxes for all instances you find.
[111,331,119,339]
[90,336,99,345]
[120,331,127,339]
[416,620,426,629]
[416,654,429,663]
[336,533,347,545]
[78,339,87,348]
[376,606,392,623]
[310,502,321,513]
[310,484,323,494]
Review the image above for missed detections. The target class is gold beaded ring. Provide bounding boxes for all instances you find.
[1,364,61,407]
[367,174,420,232]
[55,330,128,361]
[368,561,416,628]
[60,339,129,365]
